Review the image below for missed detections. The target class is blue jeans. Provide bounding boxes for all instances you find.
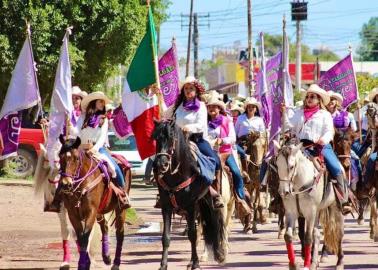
[236,145,247,160]
[226,155,245,199]
[99,147,125,187]
[259,160,268,183]
[364,152,377,182]
[195,137,221,171]
[322,144,344,178]
[352,130,369,158]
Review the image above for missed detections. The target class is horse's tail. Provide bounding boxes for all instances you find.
[198,196,227,264]
[319,203,343,255]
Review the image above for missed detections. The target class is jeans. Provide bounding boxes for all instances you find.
[364,152,377,182]
[99,147,125,187]
[194,137,221,171]
[259,160,268,183]
[226,154,245,199]
[352,130,369,158]
[236,144,247,160]
[322,144,344,178]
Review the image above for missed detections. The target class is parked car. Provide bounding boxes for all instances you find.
[108,132,147,178]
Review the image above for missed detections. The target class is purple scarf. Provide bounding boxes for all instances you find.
[87,113,102,128]
[208,115,223,130]
[183,98,200,112]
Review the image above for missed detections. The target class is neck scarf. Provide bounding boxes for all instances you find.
[87,112,103,128]
[208,114,223,130]
[304,105,320,122]
[183,98,200,112]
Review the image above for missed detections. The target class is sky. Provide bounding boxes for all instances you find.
[159,0,377,60]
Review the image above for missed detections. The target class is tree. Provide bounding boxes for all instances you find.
[356,73,378,99]
[358,17,378,61]
[0,0,170,106]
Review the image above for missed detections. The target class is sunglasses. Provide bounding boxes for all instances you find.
[305,94,319,100]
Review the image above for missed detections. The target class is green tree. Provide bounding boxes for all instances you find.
[356,73,378,99]
[0,0,170,106]
[358,17,378,61]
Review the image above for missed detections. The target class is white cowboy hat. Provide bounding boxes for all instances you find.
[244,97,261,110]
[72,86,88,98]
[230,100,244,114]
[180,76,206,94]
[206,94,226,111]
[306,84,330,105]
[328,90,344,105]
[202,90,223,104]
[368,87,378,102]
[81,91,112,112]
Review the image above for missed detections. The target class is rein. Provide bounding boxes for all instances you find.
[155,139,181,175]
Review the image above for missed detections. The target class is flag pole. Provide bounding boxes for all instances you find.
[64,26,73,140]
[281,14,287,138]
[349,44,362,144]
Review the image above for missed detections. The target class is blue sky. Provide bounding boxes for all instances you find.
[159,0,377,60]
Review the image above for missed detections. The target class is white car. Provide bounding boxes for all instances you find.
[108,132,147,178]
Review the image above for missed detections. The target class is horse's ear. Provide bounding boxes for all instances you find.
[273,140,281,155]
[59,134,65,145]
[72,137,81,149]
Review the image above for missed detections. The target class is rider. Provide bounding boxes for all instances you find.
[48,91,130,212]
[71,86,88,126]
[283,84,352,214]
[171,76,223,208]
[206,93,251,212]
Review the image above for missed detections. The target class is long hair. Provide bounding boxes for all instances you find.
[172,88,202,115]
[82,100,106,128]
[303,94,327,110]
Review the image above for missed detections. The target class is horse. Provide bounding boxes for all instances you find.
[244,131,268,233]
[152,120,227,270]
[274,139,344,270]
[57,137,131,270]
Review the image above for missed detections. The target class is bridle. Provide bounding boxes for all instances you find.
[155,138,181,175]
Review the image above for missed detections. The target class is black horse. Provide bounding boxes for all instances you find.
[152,120,227,270]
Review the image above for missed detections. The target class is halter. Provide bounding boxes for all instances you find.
[155,138,181,175]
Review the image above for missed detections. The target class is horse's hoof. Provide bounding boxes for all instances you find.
[278,232,284,239]
[102,255,111,265]
[357,218,365,225]
[158,266,167,270]
[320,255,329,263]
[374,236,378,242]
[111,265,120,270]
[200,254,208,262]
[59,262,70,270]
[370,233,374,239]
[310,262,318,270]
[336,264,344,270]
[252,226,258,234]
[288,262,300,270]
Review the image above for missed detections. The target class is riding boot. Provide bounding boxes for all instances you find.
[335,174,352,215]
[44,183,63,213]
[241,159,251,184]
[210,170,224,208]
[116,178,131,210]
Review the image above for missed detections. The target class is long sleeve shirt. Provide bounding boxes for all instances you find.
[208,117,236,146]
[284,108,334,145]
[234,114,266,138]
[175,101,208,139]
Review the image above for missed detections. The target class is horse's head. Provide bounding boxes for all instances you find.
[247,131,267,165]
[58,135,82,185]
[274,139,302,197]
[334,129,354,170]
[367,103,378,129]
[152,119,177,175]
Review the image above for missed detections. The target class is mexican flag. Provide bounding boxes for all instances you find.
[122,5,159,160]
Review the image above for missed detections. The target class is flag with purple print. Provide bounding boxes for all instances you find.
[112,106,133,139]
[158,42,180,107]
[0,113,21,160]
[318,53,358,108]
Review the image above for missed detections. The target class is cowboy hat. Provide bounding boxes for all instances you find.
[368,87,378,102]
[230,100,244,114]
[202,90,223,104]
[206,95,226,111]
[180,76,206,94]
[81,91,112,112]
[72,86,88,98]
[306,84,330,105]
[244,97,261,110]
[328,90,344,105]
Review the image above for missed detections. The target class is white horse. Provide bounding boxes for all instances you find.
[274,140,344,270]
[33,144,100,270]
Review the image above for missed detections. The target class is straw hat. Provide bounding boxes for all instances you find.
[180,76,206,94]
[202,90,223,104]
[328,90,343,105]
[368,87,378,102]
[306,84,330,105]
[72,86,88,99]
[230,100,244,114]
[206,95,226,111]
[81,91,111,112]
[244,97,261,110]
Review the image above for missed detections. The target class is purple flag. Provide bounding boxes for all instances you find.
[0,113,21,160]
[318,53,358,108]
[158,43,180,107]
[112,106,133,138]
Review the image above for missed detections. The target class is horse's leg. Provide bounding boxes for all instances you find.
[159,207,172,270]
[303,215,316,270]
[372,199,378,242]
[336,209,345,270]
[311,218,320,270]
[278,211,285,239]
[97,214,111,265]
[111,209,126,270]
[77,210,97,270]
[187,208,200,270]
[370,201,374,239]
[252,186,259,233]
[57,206,71,270]
[284,214,299,270]
[297,216,305,259]
[357,200,365,225]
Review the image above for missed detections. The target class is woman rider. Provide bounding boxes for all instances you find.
[171,76,223,208]
[47,91,129,212]
[283,84,352,214]
[206,94,251,213]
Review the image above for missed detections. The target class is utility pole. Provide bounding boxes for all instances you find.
[247,0,254,96]
[193,13,199,78]
[185,0,194,77]
[291,1,307,92]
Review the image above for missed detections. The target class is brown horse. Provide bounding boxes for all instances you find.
[244,131,268,233]
[58,137,131,270]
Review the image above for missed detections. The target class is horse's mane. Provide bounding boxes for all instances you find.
[59,136,81,155]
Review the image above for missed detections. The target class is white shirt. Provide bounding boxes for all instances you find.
[284,108,334,145]
[235,114,266,138]
[175,101,208,138]
[208,116,236,146]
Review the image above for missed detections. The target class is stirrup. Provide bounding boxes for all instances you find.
[341,203,352,215]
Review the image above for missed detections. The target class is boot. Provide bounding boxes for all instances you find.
[335,175,352,215]
[154,194,161,209]
[44,184,62,213]
[210,170,224,208]
[118,179,131,210]
[241,159,251,184]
